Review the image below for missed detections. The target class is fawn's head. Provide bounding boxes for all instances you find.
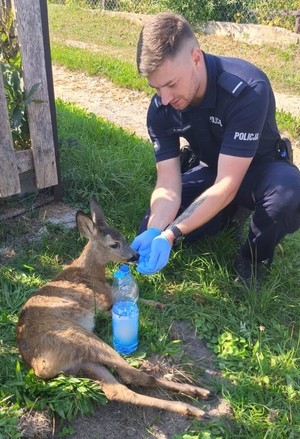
[76,199,138,266]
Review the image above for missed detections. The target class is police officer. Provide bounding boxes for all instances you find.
[131,12,300,285]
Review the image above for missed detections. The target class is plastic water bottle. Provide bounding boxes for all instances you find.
[111,265,139,354]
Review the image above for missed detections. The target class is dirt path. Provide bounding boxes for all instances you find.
[52,64,150,140]
[52,64,300,166]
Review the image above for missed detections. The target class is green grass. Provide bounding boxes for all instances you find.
[276,110,300,139]
[1,5,300,438]
[51,43,150,93]
[48,4,300,96]
[56,99,155,232]
[49,4,141,59]
[1,100,300,438]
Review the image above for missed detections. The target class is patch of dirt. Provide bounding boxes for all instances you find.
[52,64,149,141]
[0,200,77,264]
[18,410,53,439]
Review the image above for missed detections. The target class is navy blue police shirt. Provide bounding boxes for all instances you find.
[147,52,281,168]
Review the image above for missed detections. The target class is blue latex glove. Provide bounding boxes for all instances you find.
[136,234,172,275]
[131,228,161,258]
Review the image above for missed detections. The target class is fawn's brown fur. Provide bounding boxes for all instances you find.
[16,199,210,419]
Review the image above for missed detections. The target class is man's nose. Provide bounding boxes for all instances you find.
[160,89,173,106]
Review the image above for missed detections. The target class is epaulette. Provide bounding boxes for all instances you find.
[217,72,248,97]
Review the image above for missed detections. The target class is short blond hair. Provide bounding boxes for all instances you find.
[137,12,199,77]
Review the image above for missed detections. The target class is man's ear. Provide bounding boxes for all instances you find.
[192,47,202,68]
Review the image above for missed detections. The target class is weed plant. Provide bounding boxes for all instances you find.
[1,5,300,438]
[1,4,45,151]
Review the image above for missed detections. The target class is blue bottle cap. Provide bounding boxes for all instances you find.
[113,269,125,279]
[120,264,130,273]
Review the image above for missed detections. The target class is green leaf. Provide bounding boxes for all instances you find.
[24,82,41,103]
[11,69,21,95]
[11,105,24,129]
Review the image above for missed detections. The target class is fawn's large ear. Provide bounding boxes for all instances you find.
[76,211,94,239]
[89,198,107,227]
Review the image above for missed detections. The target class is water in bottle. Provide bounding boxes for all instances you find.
[111,265,139,354]
[112,300,139,355]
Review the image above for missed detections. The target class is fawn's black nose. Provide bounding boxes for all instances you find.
[128,252,139,263]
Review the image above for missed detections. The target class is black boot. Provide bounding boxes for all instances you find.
[233,251,269,288]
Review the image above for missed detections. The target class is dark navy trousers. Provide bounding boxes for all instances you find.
[138,159,300,264]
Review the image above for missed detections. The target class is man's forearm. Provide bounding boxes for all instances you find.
[169,181,236,236]
[173,194,208,232]
[147,187,181,230]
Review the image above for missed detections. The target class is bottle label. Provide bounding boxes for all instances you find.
[112,301,139,354]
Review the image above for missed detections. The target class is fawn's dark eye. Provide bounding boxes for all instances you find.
[110,242,120,249]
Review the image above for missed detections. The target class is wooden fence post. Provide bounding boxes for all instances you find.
[14,0,58,190]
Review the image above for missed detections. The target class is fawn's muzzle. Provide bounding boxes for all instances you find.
[128,252,139,263]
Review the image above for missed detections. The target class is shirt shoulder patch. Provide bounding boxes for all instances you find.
[218,72,248,97]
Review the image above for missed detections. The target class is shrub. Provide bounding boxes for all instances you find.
[0,4,41,150]
[253,0,298,31]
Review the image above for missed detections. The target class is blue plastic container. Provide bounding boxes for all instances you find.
[112,300,139,355]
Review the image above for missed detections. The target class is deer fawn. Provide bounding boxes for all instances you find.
[16,198,210,418]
